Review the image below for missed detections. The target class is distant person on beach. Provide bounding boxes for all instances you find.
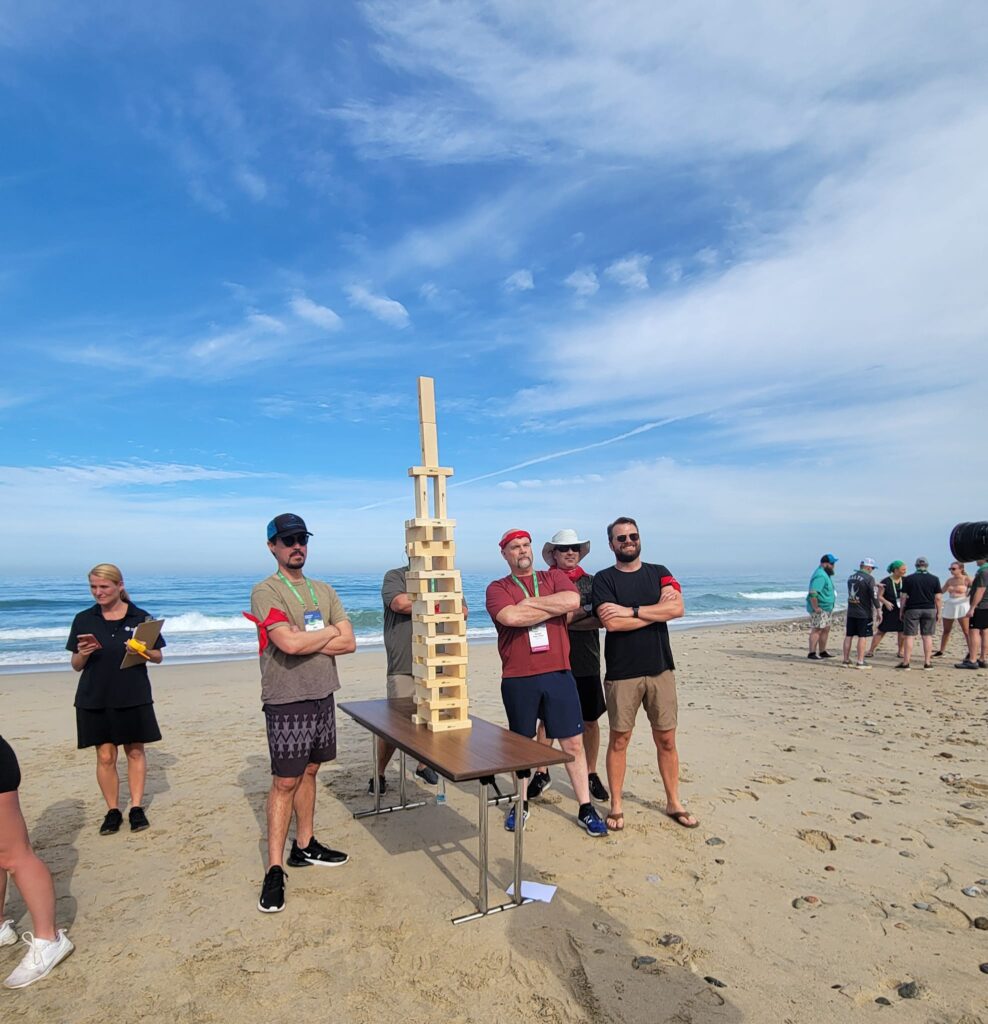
[485,529,607,836]
[248,514,355,913]
[897,557,942,670]
[592,517,697,832]
[66,563,165,836]
[806,554,838,660]
[956,557,988,670]
[842,559,879,669]
[370,564,444,793]
[0,736,74,988]
[936,562,971,658]
[868,560,907,659]
[526,530,608,804]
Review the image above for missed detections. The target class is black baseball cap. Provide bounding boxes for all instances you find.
[266,513,312,541]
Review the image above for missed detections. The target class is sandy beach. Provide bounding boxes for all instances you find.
[2,620,986,1023]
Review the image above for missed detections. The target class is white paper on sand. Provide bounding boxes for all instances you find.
[506,881,557,903]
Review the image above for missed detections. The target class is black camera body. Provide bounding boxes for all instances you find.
[949,522,988,562]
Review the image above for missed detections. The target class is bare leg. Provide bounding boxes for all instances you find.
[959,617,970,644]
[266,775,302,869]
[819,626,831,654]
[867,631,885,656]
[808,628,821,653]
[533,720,554,774]
[938,618,953,654]
[0,866,6,914]
[583,720,600,775]
[901,636,914,665]
[841,635,852,662]
[922,634,934,665]
[605,729,632,826]
[558,734,590,804]
[123,743,146,807]
[856,636,868,663]
[292,762,320,848]
[653,727,696,825]
[95,743,120,810]
[897,632,905,659]
[0,792,56,941]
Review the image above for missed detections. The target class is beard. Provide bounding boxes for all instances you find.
[615,545,640,563]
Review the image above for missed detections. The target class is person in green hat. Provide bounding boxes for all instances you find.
[868,560,907,659]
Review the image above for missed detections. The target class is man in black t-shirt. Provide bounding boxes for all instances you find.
[591,517,697,832]
[898,557,943,670]
[842,558,879,669]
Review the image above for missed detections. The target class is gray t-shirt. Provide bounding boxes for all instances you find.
[250,573,349,705]
[382,566,412,676]
[973,564,988,609]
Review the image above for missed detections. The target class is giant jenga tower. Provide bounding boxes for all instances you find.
[406,377,472,732]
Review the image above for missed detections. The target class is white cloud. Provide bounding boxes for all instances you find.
[564,267,598,298]
[290,294,343,331]
[604,253,651,291]
[504,269,534,293]
[345,284,410,328]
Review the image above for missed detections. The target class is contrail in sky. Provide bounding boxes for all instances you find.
[350,416,684,512]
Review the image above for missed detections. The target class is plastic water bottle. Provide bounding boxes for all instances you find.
[435,778,447,806]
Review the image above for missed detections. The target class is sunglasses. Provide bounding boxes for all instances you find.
[554,544,582,553]
[278,533,310,547]
[614,533,639,543]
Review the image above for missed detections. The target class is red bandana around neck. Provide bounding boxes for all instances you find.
[559,565,588,582]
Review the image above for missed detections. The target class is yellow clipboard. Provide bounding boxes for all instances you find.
[119,619,165,669]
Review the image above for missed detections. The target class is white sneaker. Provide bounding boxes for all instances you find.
[3,931,74,989]
[0,919,16,946]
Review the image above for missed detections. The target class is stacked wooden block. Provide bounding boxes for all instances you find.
[406,378,472,732]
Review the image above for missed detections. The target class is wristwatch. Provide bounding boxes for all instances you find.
[632,605,640,618]
[583,603,593,615]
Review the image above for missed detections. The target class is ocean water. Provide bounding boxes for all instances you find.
[0,571,820,673]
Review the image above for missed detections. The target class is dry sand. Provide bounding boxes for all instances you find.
[2,620,986,1023]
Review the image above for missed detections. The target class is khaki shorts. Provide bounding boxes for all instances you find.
[604,671,678,732]
[386,673,415,699]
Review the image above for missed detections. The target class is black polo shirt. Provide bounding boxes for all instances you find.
[66,603,165,709]
[901,571,942,611]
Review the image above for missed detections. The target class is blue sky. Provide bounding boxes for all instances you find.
[2,2,987,576]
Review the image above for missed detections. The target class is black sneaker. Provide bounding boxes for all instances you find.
[289,838,349,868]
[99,809,123,835]
[527,770,552,799]
[129,806,150,832]
[806,652,820,660]
[588,772,609,802]
[258,866,286,913]
[415,765,439,785]
[818,651,834,659]
[955,659,979,670]
[368,775,388,795]
[979,660,987,669]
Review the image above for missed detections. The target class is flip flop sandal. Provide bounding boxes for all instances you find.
[606,812,625,831]
[666,809,700,829]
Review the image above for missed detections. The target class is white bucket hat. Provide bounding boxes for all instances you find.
[542,528,591,566]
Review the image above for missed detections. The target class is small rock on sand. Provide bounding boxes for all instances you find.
[704,976,727,988]
[632,956,657,969]
[962,886,983,897]
[657,934,682,946]
[705,837,725,846]
[973,917,988,930]
[913,902,933,911]
[897,981,920,999]
[875,996,892,1005]
[851,811,870,820]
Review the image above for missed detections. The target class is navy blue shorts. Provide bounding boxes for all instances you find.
[500,671,585,740]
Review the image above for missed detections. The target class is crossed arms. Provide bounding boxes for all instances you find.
[268,619,356,656]
[597,585,684,632]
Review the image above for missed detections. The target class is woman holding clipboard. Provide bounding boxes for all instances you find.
[66,564,165,835]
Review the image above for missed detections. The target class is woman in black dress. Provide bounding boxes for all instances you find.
[66,564,165,835]
[868,560,906,660]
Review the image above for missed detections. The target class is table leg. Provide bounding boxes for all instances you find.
[399,749,407,807]
[512,773,524,904]
[372,733,381,812]
[477,779,489,915]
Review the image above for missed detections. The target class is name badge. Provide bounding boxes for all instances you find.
[304,610,325,632]
[528,624,550,653]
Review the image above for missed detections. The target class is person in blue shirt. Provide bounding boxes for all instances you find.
[806,554,838,660]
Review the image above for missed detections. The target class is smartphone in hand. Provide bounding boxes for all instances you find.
[77,634,102,649]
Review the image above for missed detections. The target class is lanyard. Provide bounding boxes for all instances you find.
[511,573,540,598]
[278,572,318,609]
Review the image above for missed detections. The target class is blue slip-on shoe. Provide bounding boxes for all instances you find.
[578,805,609,837]
[504,805,530,832]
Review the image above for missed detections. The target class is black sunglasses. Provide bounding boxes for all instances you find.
[554,544,582,553]
[614,533,639,543]
[278,533,310,547]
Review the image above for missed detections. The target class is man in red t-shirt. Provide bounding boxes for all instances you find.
[485,529,608,836]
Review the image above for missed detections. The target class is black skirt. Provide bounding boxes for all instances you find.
[879,610,902,634]
[76,704,162,749]
[0,735,21,794]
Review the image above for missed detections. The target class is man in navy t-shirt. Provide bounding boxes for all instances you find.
[591,516,697,832]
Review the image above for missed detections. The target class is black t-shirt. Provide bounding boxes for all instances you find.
[567,573,601,678]
[66,602,165,710]
[591,563,678,679]
[901,571,942,611]
[846,570,878,619]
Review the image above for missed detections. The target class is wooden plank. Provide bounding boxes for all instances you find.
[417,378,440,466]
[412,662,468,680]
[412,596,463,616]
[432,476,448,519]
[408,466,454,477]
[404,517,456,530]
[412,619,466,637]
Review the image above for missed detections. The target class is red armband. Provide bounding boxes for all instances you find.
[242,608,290,654]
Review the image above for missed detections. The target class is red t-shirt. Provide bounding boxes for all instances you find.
[485,569,578,678]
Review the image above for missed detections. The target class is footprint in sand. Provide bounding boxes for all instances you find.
[797,829,838,852]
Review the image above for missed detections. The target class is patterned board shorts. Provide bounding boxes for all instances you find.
[263,693,337,778]
[809,611,832,629]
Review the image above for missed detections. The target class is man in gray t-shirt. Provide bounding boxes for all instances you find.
[371,566,440,793]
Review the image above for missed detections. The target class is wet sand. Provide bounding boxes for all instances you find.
[2,619,986,1022]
